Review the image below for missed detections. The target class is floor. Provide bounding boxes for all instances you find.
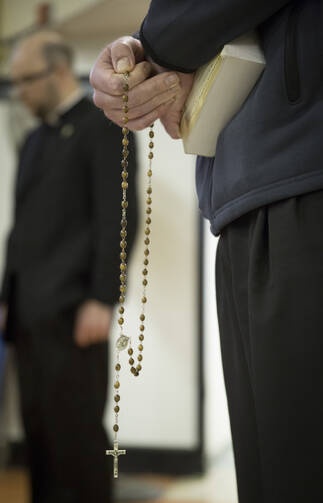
[0,447,238,503]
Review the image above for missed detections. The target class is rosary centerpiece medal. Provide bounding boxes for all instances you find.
[106,71,155,478]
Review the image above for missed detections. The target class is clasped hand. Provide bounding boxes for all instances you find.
[90,36,194,139]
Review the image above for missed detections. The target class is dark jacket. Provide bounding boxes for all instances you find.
[140,0,323,235]
[1,98,138,329]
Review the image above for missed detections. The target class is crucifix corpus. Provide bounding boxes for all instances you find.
[106,441,126,479]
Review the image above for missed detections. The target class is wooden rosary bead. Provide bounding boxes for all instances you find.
[122,127,128,134]
[140,314,145,321]
[113,424,119,432]
[128,348,133,355]
[115,364,121,371]
[142,296,147,303]
[138,344,143,351]
[114,405,120,413]
[139,335,144,341]
[138,354,143,361]
[114,381,120,389]
[114,395,120,402]
[129,358,134,365]
[140,325,145,331]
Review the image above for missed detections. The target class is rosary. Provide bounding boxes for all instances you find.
[106,71,154,478]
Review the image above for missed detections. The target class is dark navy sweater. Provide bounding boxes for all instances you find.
[140,0,323,235]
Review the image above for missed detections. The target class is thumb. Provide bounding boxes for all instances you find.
[110,36,145,73]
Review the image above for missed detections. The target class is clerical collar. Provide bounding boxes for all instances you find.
[46,88,85,126]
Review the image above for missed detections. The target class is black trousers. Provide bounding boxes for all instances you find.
[216,189,323,503]
[13,309,112,503]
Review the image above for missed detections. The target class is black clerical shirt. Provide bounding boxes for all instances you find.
[1,97,138,328]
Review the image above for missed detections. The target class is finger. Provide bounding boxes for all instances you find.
[127,72,179,108]
[110,36,145,73]
[161,113,182,139]
[92,62,152,108]
[109,99,176,131]
[94,85,179,121]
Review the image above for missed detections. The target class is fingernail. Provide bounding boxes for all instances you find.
[165,74,179,87]
[117,57,130,73]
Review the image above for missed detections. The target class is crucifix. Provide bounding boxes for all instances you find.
[106,441,126,478]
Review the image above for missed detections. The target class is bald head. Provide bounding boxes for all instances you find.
[12,30,74,72]
[11,31,78,119]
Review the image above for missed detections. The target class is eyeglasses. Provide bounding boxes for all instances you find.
[11,66,54,87]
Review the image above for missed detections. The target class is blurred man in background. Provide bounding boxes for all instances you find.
[0,30,138,503]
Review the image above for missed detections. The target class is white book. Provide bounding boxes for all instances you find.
[180,32,266,157]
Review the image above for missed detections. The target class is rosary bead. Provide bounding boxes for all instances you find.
[134,371,139,376]
[120,229,127,237]
[149,141,154,149]
[145,228,150,235]
[140,314,145,321]
[114,381,120,389]
[114,405,120,413]
[147,197,152,205]
[122,95,128,102]
[146,207,152,214]
[131,367,137,374]
[121,201,128,208]
[142,279,148,286]
[122,148,129,157]
[121,160,128,169]
[121,181,128,189]
[119,307,124,314]
[149,131,154,138]
[136,364,142,371]
[120,240,127,248]
[113,424,119,432]
[121,218,127,227]
[144,249,149,256]
[115,363,121,371]
[148,152,154,159]
[122,116,128,123]
[147,169,152,176]
[114,394,120,402]
[147,187,152,194]
[128,348,133,355]
[143,259,149,266]
[140,325,145,331]
[143,269,148,276]
[142,296,147,303]
[122,127,129,134]
[121,169,128,178]
[139,335,144,341]
[122,138,129,146]
[138,354,143,361]
[120,263,126,271]
[122,105,129,113]
[123,83,129,92]
[145,238,150,245]
[138,344,143,351]
[129,357,134,365]
[120,285,126,293]
[118,318,124,325]
[119,295,125,303]
[120,274,126,283]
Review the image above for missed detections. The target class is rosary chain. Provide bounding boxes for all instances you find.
[112,71,154,442]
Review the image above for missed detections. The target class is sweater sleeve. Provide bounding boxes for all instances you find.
[87,114,138,306]
[139,0,292,72]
